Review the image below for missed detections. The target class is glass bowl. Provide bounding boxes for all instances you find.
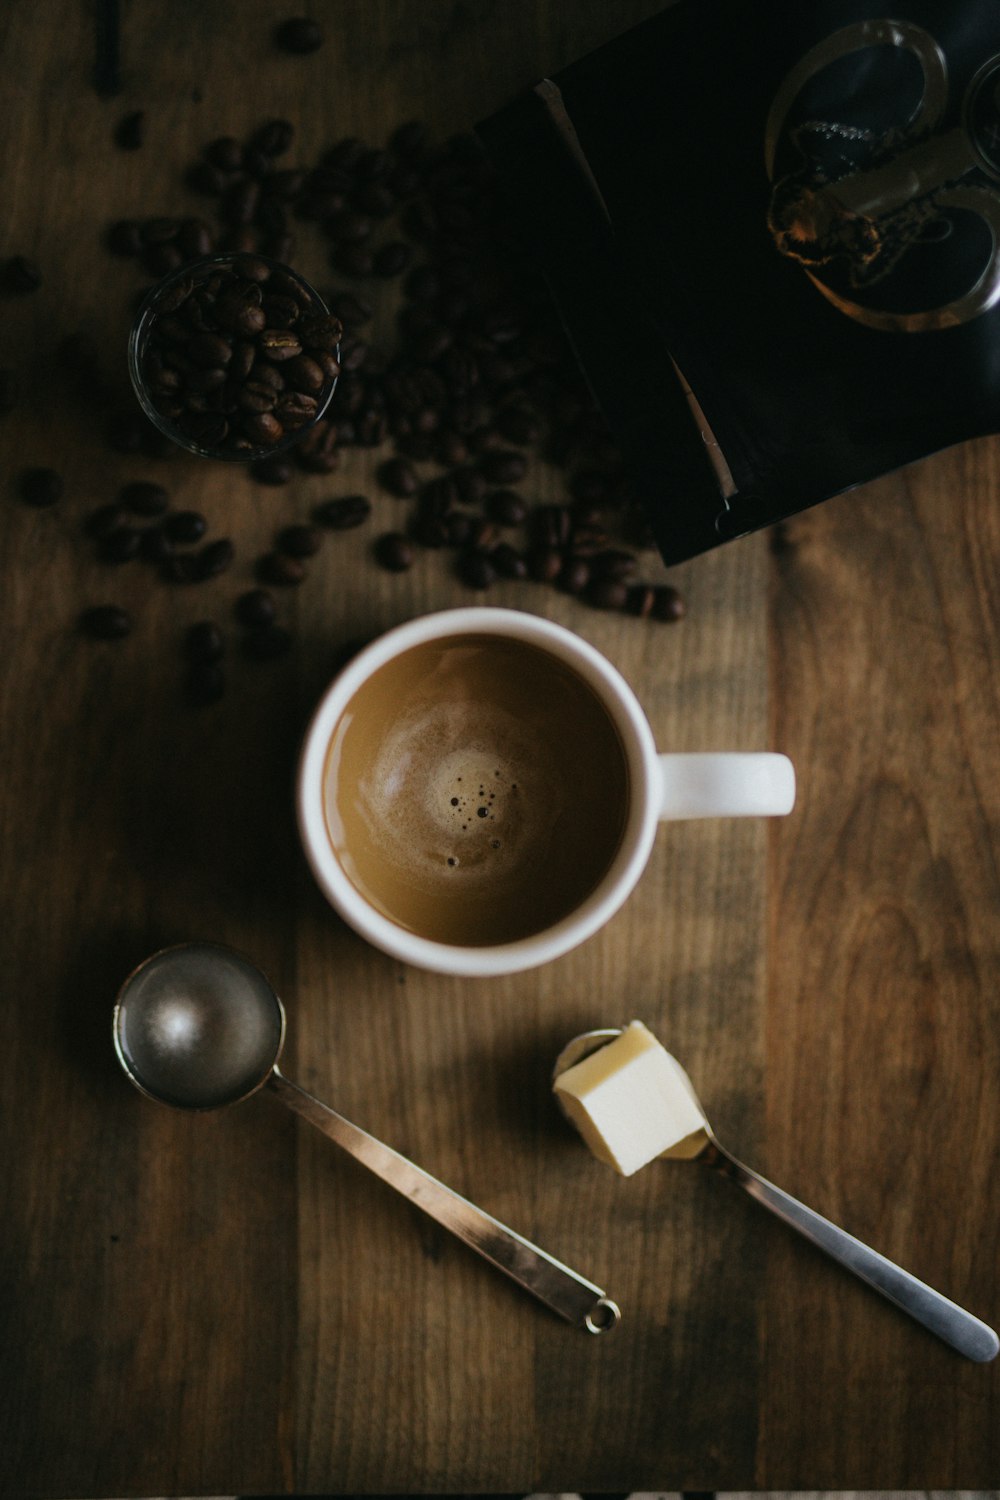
[128,253,340,461]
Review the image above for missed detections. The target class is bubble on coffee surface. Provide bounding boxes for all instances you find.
[359,703,556,892]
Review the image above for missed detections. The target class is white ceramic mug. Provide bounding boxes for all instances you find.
[297,608,795,976]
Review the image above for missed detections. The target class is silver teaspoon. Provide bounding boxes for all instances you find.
[553,1027,997,1361]
[113,942,620,1334]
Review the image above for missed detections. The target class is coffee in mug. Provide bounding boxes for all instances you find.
[322,633,630,946]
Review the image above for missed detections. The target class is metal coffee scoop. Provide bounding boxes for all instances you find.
[553,1027,998,1361]
[112,942,619,1334]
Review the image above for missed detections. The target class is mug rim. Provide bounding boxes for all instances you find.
[295,607,660,976]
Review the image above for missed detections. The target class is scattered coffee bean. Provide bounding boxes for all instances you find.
[313,494,371,529]
[259,550,307,586]
[251,119,295,156]
[277,523,321,557]
[651,585,686,622]
[198,537,236,578]
[183,620,225,662]
[377,457,418,497]
[590,548,638,583]
[114,110,146,150]
[19,467,63,507]
[85,503,126,539]
[163,510,207,544]
[100,526,142,564]
[108,219,144,256]
[479,449,527,485]
[457,548,496,590]
[3,255,42,294]
[274,17,324,53]
[374,532,414,572]
[485,489,527,526]
[585,578,629,611]
[79,605,134,640]
[139,524,172,563]
[120,480,170,517]
[250,454,295,485]
[235,588,276,628]
[491,542,527,580]
[557,556,591,595]
[526,545,563,584]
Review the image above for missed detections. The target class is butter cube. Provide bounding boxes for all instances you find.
[554,1021,708,1176]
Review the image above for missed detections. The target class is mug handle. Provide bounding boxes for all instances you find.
[657,753,795,820]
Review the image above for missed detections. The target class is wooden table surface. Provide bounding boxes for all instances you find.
[1,2,998,1495]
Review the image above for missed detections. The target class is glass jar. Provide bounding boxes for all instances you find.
[128,253,339,461]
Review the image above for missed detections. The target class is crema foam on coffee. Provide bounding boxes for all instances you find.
[323,634,629,945]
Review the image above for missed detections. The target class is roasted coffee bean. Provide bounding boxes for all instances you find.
[357,182,397,218]
[85,503,125,539]
[651,585,686,622]
[558,556,591,595]
[205,136,244,172]
[479,448,527,485]
[164,509,207,544]
[313,494,371,530]
[3,255,42,294]
[389,119,428,159]
[296,419,339,472]
[377,456,418,498]
[259,328,302,361]
[242,623,293,660]
[143,242,184,276]
[374,532,414,572]
[585,578,629,611]
[625,584,656,619]
[277,523,321,558]
[485,489,527,526]
[183,620,225,662]
[251,118,295,157]
[283,354,326,393]
[526,545,563,584]
[214,290,267,336]
[18,467,63,507]
[198,537,236,578]
[235,588,277,628]
[496,403,541,445]
[250,454,294,484]
[275,16,324,52]
[178,217,215,259]
[297,312,343,350]
[141,217,181,245]
[242,410,285,445]
[120,480,170,517]
[444,511,476,548]
[139,524,172,563]
[258,550,306,586]
[184,660,226,705]
[530,504,571,549]
[79,604,134,640]
[590,548,638,583]
[188,332,233,367]
[457,548,496,590]
[491,542,528,580]
[570,522,610,556]
[114,110,145,150]
[274,391,318,427]
[261,292,300,328]
[100,526,142,564]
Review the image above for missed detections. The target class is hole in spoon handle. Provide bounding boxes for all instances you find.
[585,1296,622,1334]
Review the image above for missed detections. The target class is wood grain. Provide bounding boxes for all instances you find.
[0,0,996,1495]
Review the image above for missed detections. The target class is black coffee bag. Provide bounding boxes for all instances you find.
[478,1,1000,563]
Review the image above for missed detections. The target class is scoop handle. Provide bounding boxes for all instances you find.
[707,1142,998,1362]
[268,1068,619,1334]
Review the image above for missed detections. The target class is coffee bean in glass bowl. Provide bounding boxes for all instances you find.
[127,254,341,462]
